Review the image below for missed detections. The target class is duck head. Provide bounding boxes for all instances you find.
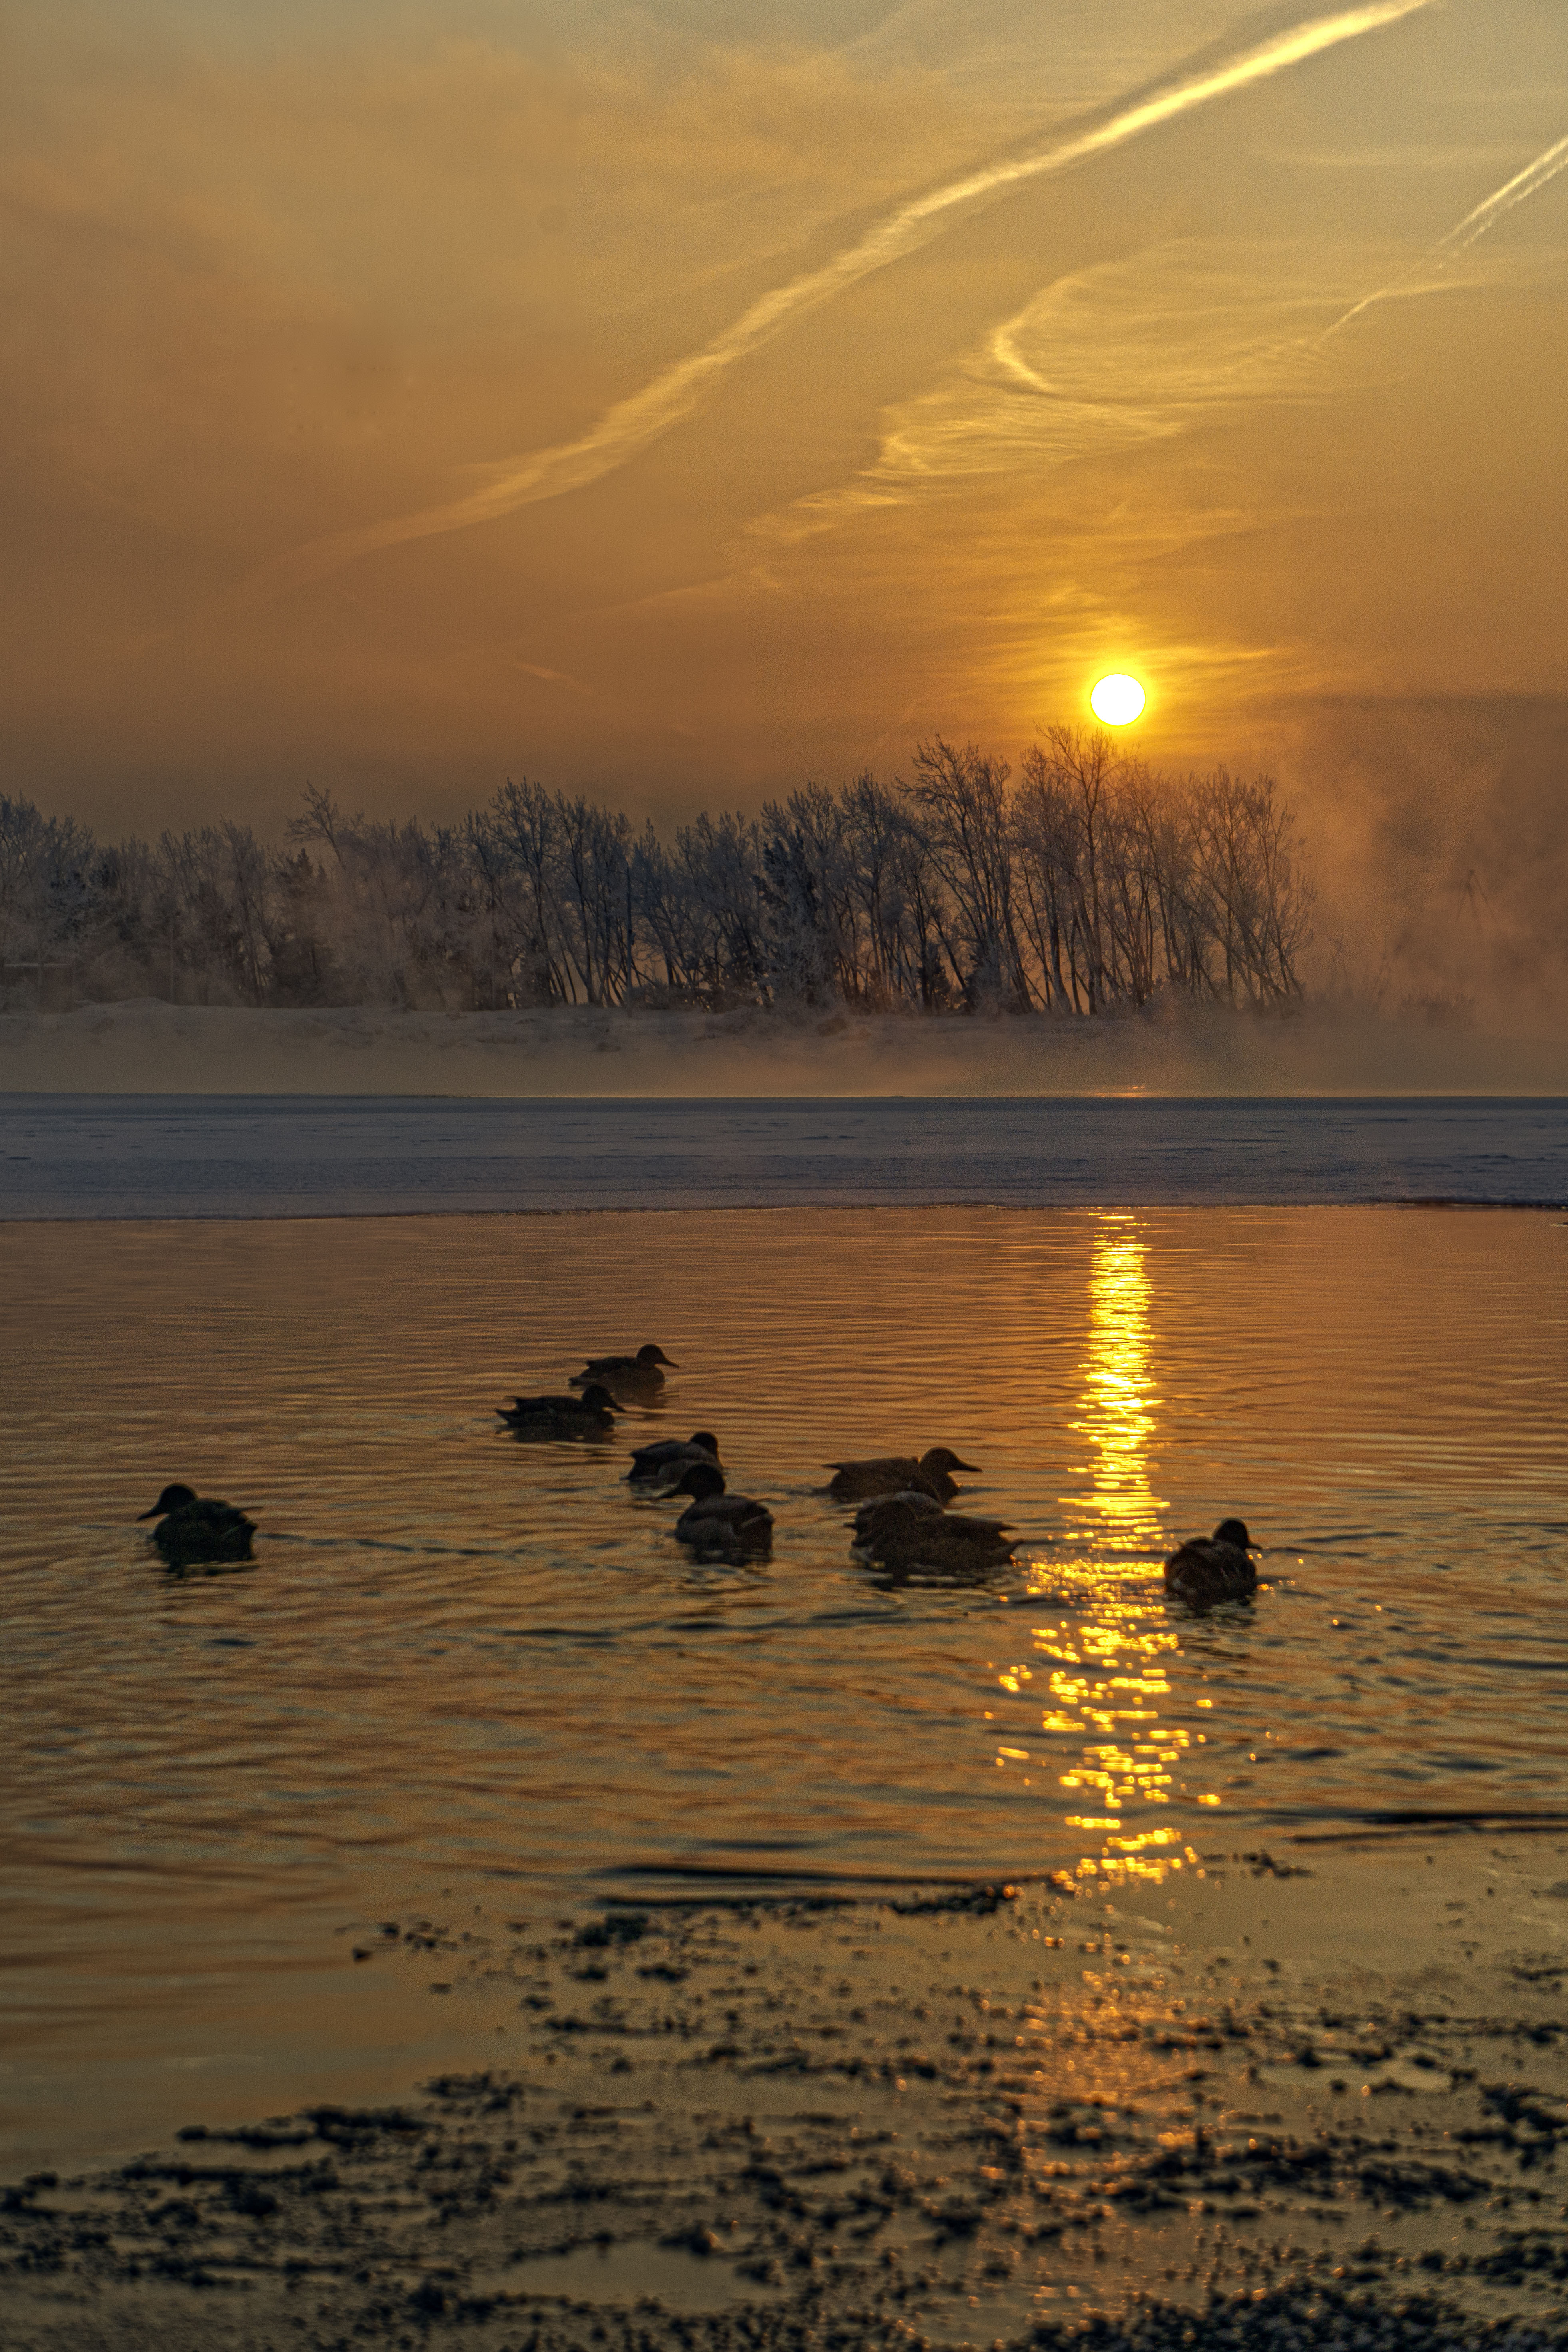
[689,1432,719,1453]
[637,1345,678,1368]
[578,1385,620,1413]
[1213,1518,1255,1551]
[673,1462,726,1503]
[920,1448,979,1475]
[139,1482,197,1521]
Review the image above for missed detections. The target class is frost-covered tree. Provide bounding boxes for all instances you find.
[0,736,1316,1016]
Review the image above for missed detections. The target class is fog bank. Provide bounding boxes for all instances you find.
[3,1000,1564,1097]
[1277,696,1568,1025]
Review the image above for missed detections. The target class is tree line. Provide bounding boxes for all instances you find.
[0,731,1312,1016]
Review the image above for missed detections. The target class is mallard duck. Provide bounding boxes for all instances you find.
[498,1383,619,1439]
[669,1462,772,1553]
[1164,1519,1259,1611]
[626,1432,721,1484]
[826,1446,978,1503]
[569,1344,679,1391]
[852,1491,1014,1576]
[137,1483,256,1567]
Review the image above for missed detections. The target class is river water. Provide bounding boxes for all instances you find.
[2,1201,1565,2167]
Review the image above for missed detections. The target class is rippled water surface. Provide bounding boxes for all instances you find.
[2,1207,1565,2163]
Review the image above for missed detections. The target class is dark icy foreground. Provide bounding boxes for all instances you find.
[4,1843,1566,2351]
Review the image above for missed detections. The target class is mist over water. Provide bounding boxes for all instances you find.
[1277,696,1568,1023]
[4,998,1568,1101]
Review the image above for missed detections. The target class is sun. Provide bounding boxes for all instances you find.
[1090,673,1146,727]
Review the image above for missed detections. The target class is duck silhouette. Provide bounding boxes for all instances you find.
[498,1384,619,1439]
[570,1345,678,1391]
[852,1490,1014,1575]
[826,1447,978,1503]
[626,1432,721,1484]
[1164,1519,1259,1611]
[137,1483,256,1567]
[669,1462,772,1554]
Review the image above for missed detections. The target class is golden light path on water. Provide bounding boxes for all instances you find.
[1002,1215,1211,1885]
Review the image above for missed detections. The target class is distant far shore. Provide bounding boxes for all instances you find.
[2,998,1566,1097]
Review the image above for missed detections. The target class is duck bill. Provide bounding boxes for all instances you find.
[135,1506,161,1520]
[951,1458,980,1473]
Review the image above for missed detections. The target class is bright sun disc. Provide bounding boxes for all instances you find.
[1090,673,1146,726]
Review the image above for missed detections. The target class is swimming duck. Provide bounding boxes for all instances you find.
[498,1383,620,1439]
[852,1491,1014,1575]
[1163,1519,1259,1611]
[570,1344,679,1391]
[826,1447,978,1503]
[137,1483,256,1567]
[669,1462,773,1554]
[626,1432,721,1484]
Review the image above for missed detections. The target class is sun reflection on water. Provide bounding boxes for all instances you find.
[1065,1214,1165,1547]
[1003,1217,1200,1883]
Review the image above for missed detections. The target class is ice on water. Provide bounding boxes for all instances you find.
[2,1092,1566,1217]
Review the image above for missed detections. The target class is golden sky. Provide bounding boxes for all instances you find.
[3,0,1566,840]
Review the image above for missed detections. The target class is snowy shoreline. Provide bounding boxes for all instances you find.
[3,997,1566,1097]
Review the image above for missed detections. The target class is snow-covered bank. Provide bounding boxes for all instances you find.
[2,998,1566,1096]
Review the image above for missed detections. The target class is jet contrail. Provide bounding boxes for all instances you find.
[1322,129,1568,341]
[241,0,1435,600]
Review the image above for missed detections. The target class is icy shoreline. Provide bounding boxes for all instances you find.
[5,1837,1567,2350]
[3,998,1566,1097]
[4,1097,1566,1217]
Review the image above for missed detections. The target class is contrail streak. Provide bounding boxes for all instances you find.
[242,0,1434,599]
[1322,129,1568,341]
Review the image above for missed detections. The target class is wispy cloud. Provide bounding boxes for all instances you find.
[1321,127,1568,340]
[747,239,1343,552]
[234,0,1435,601]
[512,659,591,695]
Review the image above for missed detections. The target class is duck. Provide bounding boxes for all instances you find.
[137,1483,256,1567]
[569,1344,679,1391]
[626,1432,721,1484]
[669,1462,773,1554]
[1163,1519,1259,1611]
[498,1383,620,1439]
[852,1491,1014,1575]
[826,1446,978,1503]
